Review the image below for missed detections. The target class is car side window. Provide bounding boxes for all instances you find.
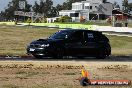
[70,31,83,42]
[86,32,95,42]
[94,32,108,42]
[87,33,94,38]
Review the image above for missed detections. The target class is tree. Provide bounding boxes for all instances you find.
[49,7,58,17]
[32,0,53,17]
[62,0,85,10]
[113,2,120,10]
[122,0,129,13]
[128,3,132,12]
[56,4,63,11]
[55,4,64,15]
[58,16,72,22]
[32,1,39,13]
[0,0,32,21]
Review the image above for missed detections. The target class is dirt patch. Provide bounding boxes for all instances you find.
[0,61,131,88]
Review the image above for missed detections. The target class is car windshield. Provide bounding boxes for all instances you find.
[49,30,74,39]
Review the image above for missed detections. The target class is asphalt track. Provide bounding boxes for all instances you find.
[0,56,132,62]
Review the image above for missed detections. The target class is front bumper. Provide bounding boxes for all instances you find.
[27,47,51,56]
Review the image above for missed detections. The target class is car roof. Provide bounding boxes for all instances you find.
[61,29,102,33]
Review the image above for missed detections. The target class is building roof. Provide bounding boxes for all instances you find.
[112,9,132,18]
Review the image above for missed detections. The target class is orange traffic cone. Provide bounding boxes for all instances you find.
[80,69,91,86]
[81,69,90,78]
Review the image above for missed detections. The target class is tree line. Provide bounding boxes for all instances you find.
[0,0,85,21]
[0,0,131,21]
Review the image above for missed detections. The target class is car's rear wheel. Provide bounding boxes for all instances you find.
[96,49,107,59]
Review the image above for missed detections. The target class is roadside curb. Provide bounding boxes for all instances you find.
[0,55,131,59]
[0,55,32,59]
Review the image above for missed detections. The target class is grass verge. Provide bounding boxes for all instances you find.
[0,25,131,56]
[106,35,132,56]
[0,26,58,55]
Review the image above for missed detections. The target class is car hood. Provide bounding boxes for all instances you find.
[30,38,63,44]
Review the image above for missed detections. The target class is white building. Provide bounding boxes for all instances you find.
[47,17,60,23]
[59,0,113,22]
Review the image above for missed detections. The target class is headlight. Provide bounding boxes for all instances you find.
[41,44,50,47]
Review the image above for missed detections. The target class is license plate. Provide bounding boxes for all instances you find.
[30,48,35,51]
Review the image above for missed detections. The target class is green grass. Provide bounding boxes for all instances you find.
[128,23,132,28]
[0,26,131,56]
[106,35,132,55]
[0,26,58,55]
[85,21,111,26]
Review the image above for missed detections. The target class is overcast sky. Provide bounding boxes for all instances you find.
[0,0,131,11]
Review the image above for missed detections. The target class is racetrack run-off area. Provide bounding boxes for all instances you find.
[0,24,131,88]
[0,59,131,88]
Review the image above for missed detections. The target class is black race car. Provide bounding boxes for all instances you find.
[27,29,111,59]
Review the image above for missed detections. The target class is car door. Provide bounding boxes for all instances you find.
[64,31,85,56]
[83,31,98,56]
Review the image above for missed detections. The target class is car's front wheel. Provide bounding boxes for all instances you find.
[52,48,64,59]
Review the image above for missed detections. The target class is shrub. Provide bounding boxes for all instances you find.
[58,16,72,23]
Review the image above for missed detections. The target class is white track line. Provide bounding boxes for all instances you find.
[103,33,132,37]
